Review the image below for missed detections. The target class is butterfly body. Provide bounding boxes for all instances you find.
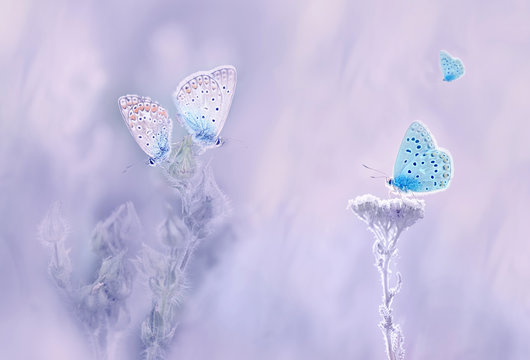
[389,121,453,194]
[148,132,171,165]
[440,50,465,82]
[389,176,422,193]
[173,65,237,149]
[118,95,172,166]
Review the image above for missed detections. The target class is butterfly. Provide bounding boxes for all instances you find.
[440,50,465,82]
[173,65,237,148]
[118,95,172,166]
[388,121,453,194]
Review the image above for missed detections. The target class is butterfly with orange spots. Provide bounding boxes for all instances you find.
[118,95,172,166]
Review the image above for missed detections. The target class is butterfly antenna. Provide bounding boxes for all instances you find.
[362,164,388,177]
[223,137,248,149]
[122,164,134,174]
[121,157,145,174]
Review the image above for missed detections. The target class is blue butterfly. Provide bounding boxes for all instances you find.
[440,50,465,82]
[173,65,237,149]
[118,95,172,166]
[388,121,453,194]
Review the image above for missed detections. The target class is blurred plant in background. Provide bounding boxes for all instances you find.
[39,202,140,360]
[348,194,424,360]
[137,136,229,360]
[39,136,229,360]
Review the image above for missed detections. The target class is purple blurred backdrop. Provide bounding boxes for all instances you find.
[1,0,529,358]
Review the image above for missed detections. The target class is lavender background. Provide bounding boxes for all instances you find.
[1,0,530,359]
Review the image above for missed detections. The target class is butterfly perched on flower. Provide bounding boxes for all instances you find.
[118,95,172,166]
[440,50,465,82]
[173,65,237,149]
[388,121,453,194]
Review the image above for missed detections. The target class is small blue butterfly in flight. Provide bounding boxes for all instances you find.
[118,95,172,166]
[388,121,453,194]
[440,50,465,82]
[173,65,237,149]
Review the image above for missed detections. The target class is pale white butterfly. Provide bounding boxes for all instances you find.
[118,95,172,166]
[173,65,237,148]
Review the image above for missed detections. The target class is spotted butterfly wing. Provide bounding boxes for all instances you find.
[440,50,465,82]
[392,121,453,193]
[173,65,237,147]
[118,95,172,165]
[209,66,237,131]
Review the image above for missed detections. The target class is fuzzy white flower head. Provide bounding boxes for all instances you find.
[347,194,425,232]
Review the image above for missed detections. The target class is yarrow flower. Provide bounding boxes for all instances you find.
[348,194,424,232]
[348,194,425,360]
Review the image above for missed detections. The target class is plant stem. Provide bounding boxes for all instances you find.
[179,237,198,272]
[381,248,396,360]
[375,224,400,360]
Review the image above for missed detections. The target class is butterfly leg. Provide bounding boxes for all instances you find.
[411,192,422,206]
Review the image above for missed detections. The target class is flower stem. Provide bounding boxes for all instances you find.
[375,224,401,360]
[381,248,396,360]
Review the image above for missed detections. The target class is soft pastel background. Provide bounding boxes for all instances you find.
[1,0,529,359]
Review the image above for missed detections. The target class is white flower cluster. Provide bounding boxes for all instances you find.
[348,194,424,234]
